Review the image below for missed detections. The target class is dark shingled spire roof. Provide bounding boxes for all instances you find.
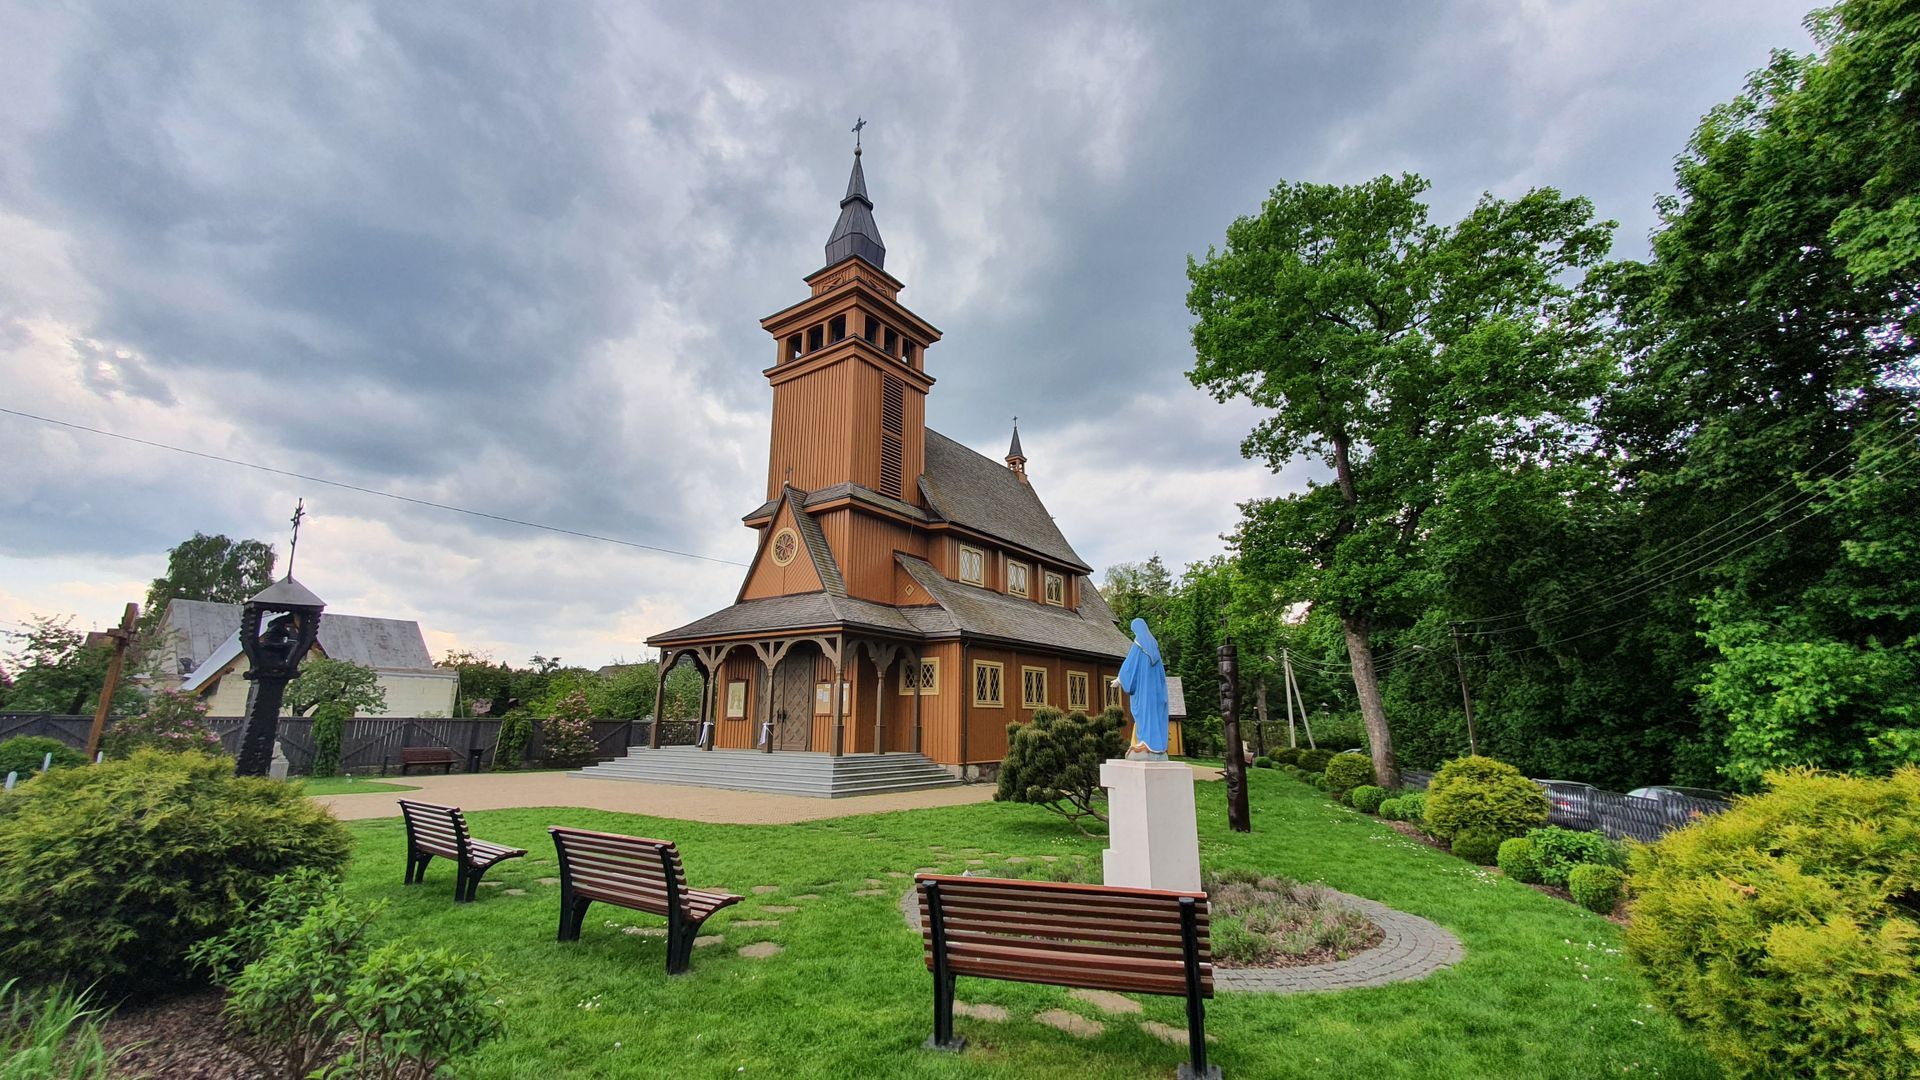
[824,148,886,269]
[1007,423,1024,461]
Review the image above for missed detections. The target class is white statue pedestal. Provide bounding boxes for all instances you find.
[1100,759,1201,892]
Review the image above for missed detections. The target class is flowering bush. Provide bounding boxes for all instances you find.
[541,690,598,767]
[102,691,223,758]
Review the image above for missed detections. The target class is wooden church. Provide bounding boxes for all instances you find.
[634,143,1132,783]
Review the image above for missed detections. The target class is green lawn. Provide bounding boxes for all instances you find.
[299,777,419,796]
[338,770,1717,1079]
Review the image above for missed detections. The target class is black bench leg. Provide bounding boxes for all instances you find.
[922,882,965,1052]
[1177,896,1221,1080]
[557,894,590,941]
[666,916,702,976]
[455,865,472,903]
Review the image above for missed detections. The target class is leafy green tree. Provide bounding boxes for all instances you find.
[0,615,145,715]
[1188,173,1613,788]
[1101,556,1176,631]
[140,532,276,633]
[284,657,386,718]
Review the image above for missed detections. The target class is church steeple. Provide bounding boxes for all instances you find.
[1006,420,1028,483]
[824,145,886,270]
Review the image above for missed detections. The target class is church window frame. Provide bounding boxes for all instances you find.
[899,656,940,696]
[1067,670,1090,712]
[1006,561,1030,598]
[972,661,1004,708]
[958,545,986,586]
[770,528,799,567]
[1021,666,1049,709]
[1105,678,1124,713]
[1044,571,1067,606]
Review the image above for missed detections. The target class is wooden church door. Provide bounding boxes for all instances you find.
[769,647,816,751]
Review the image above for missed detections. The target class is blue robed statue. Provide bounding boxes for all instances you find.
[1116,618,1169,759]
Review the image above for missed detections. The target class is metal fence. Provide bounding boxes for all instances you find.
[0,712,675,776]
[1392,766,1725,843]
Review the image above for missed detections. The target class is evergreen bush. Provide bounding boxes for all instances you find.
[1253,755,1275,769]
[1526,826,1625,888]
[1567,864,1624,915]
[996,707,1128,836]
[1297,748,1335,773]
[1377,797,1405,820]
[491,711,532,771]
[1627,767,1920,1079]
[1422,756,1548,841]
[1497,836,1543,883]
[0,750,351,991]
[1450,829,1501,864]
[1396,792,1426,822]
[309,702,348,778]
[0,736,85,776]
[1311,772,1331,791]
[1324,753,1376,793]
[1269,747,1300,766]
[1349,785,1387,813]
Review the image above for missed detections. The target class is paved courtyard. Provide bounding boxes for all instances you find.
[312,770,995,823]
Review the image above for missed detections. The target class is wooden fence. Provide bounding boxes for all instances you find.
[0,712,666,776]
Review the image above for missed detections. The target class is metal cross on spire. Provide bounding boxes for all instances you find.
[851,116,867,151]
[287,498,306,576]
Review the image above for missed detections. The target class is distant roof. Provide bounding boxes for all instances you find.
[895,556,1128,660]
[163,599,436,675]
[1166,676,1188,718]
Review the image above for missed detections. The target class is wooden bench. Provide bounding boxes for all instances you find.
[397,799,527,902]
[398,745,459,775]
[915,874,1219,1079]
[549,827,744,975]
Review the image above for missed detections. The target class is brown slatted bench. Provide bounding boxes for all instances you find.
[397,799,526,902]
[915,874,1219,1080]
[548,827,744,975]
[398,746,459,775]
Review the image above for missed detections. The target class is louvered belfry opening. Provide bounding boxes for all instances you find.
[880,375,906,498]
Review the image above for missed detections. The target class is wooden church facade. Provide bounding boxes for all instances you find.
[647,146,1131,775]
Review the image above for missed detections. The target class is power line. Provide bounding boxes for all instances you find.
[0,407,749,568]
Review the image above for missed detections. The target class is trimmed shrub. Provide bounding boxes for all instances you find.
[0,736,86,776]
[1396,792,1426,822]
[1498,836,1543,883]
[1422,756,1547,841]
[491,711,532,771]
[1253,755,1275,769]
[309,702,348,778]
[1627,768,1920,1079]
[1281,764,1303,778]
[1450,829,1502,865]
[1324,753,1376,794]
[1349,785,1387,814]
[541,690,599,767]
[1269,747,1301,767]
[997,707,1129,836]
[0,750,351,991]
[1568,864,1624,915]
[101,691,222,758]
[1527,826,1625,888]
[1311,772,1331,791]
[1296,748,1335,773]
[1377,797,1405,820]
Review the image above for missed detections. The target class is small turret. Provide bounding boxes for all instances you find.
[1006,420,1027,483]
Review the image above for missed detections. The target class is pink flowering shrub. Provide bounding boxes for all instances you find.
[541,690,598,767]
[103,690,225,759]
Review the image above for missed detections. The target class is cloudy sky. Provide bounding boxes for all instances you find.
[1,1,1813,668]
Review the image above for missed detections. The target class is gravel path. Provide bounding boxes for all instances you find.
[312,771,993,823]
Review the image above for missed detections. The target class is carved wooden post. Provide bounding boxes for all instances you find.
[84,602,138,761]
[828,635,846,757]
[648,650,672,750]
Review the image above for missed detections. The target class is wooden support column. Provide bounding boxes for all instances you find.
[912,645,924,755]
[695,644,730,750]
[862,640,904,755]
[829,634,846,757]
[647,650,674,750]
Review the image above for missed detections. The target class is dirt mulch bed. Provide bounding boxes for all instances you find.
[101,991,262,1080]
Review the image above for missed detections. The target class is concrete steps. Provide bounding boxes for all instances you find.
[569,746,962,799]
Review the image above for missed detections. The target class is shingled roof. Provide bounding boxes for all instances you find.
[163,599,436,675]
[894,555,1129,660]
[920,429,1089,571]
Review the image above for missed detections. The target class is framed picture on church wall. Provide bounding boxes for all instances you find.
[725,680,748,719]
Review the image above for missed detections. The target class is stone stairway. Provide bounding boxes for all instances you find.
[570,745,962,799]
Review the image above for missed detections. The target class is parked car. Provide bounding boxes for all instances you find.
[1536,780,1601,831]
[1627,785,1733,826]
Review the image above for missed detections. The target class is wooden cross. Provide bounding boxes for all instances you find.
[84,602,139,761]
[287,498,306,575]
[851,117,866,150]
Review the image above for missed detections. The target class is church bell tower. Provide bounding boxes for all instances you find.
[758,139,942,505]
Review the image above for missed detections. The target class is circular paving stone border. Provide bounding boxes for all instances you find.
[896,884,1461,994]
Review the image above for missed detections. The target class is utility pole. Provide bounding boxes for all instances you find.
[84,603,139,761]
[1253,679,1269,758]
[1280,649,1297,748]
[1450,623,1478,756]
